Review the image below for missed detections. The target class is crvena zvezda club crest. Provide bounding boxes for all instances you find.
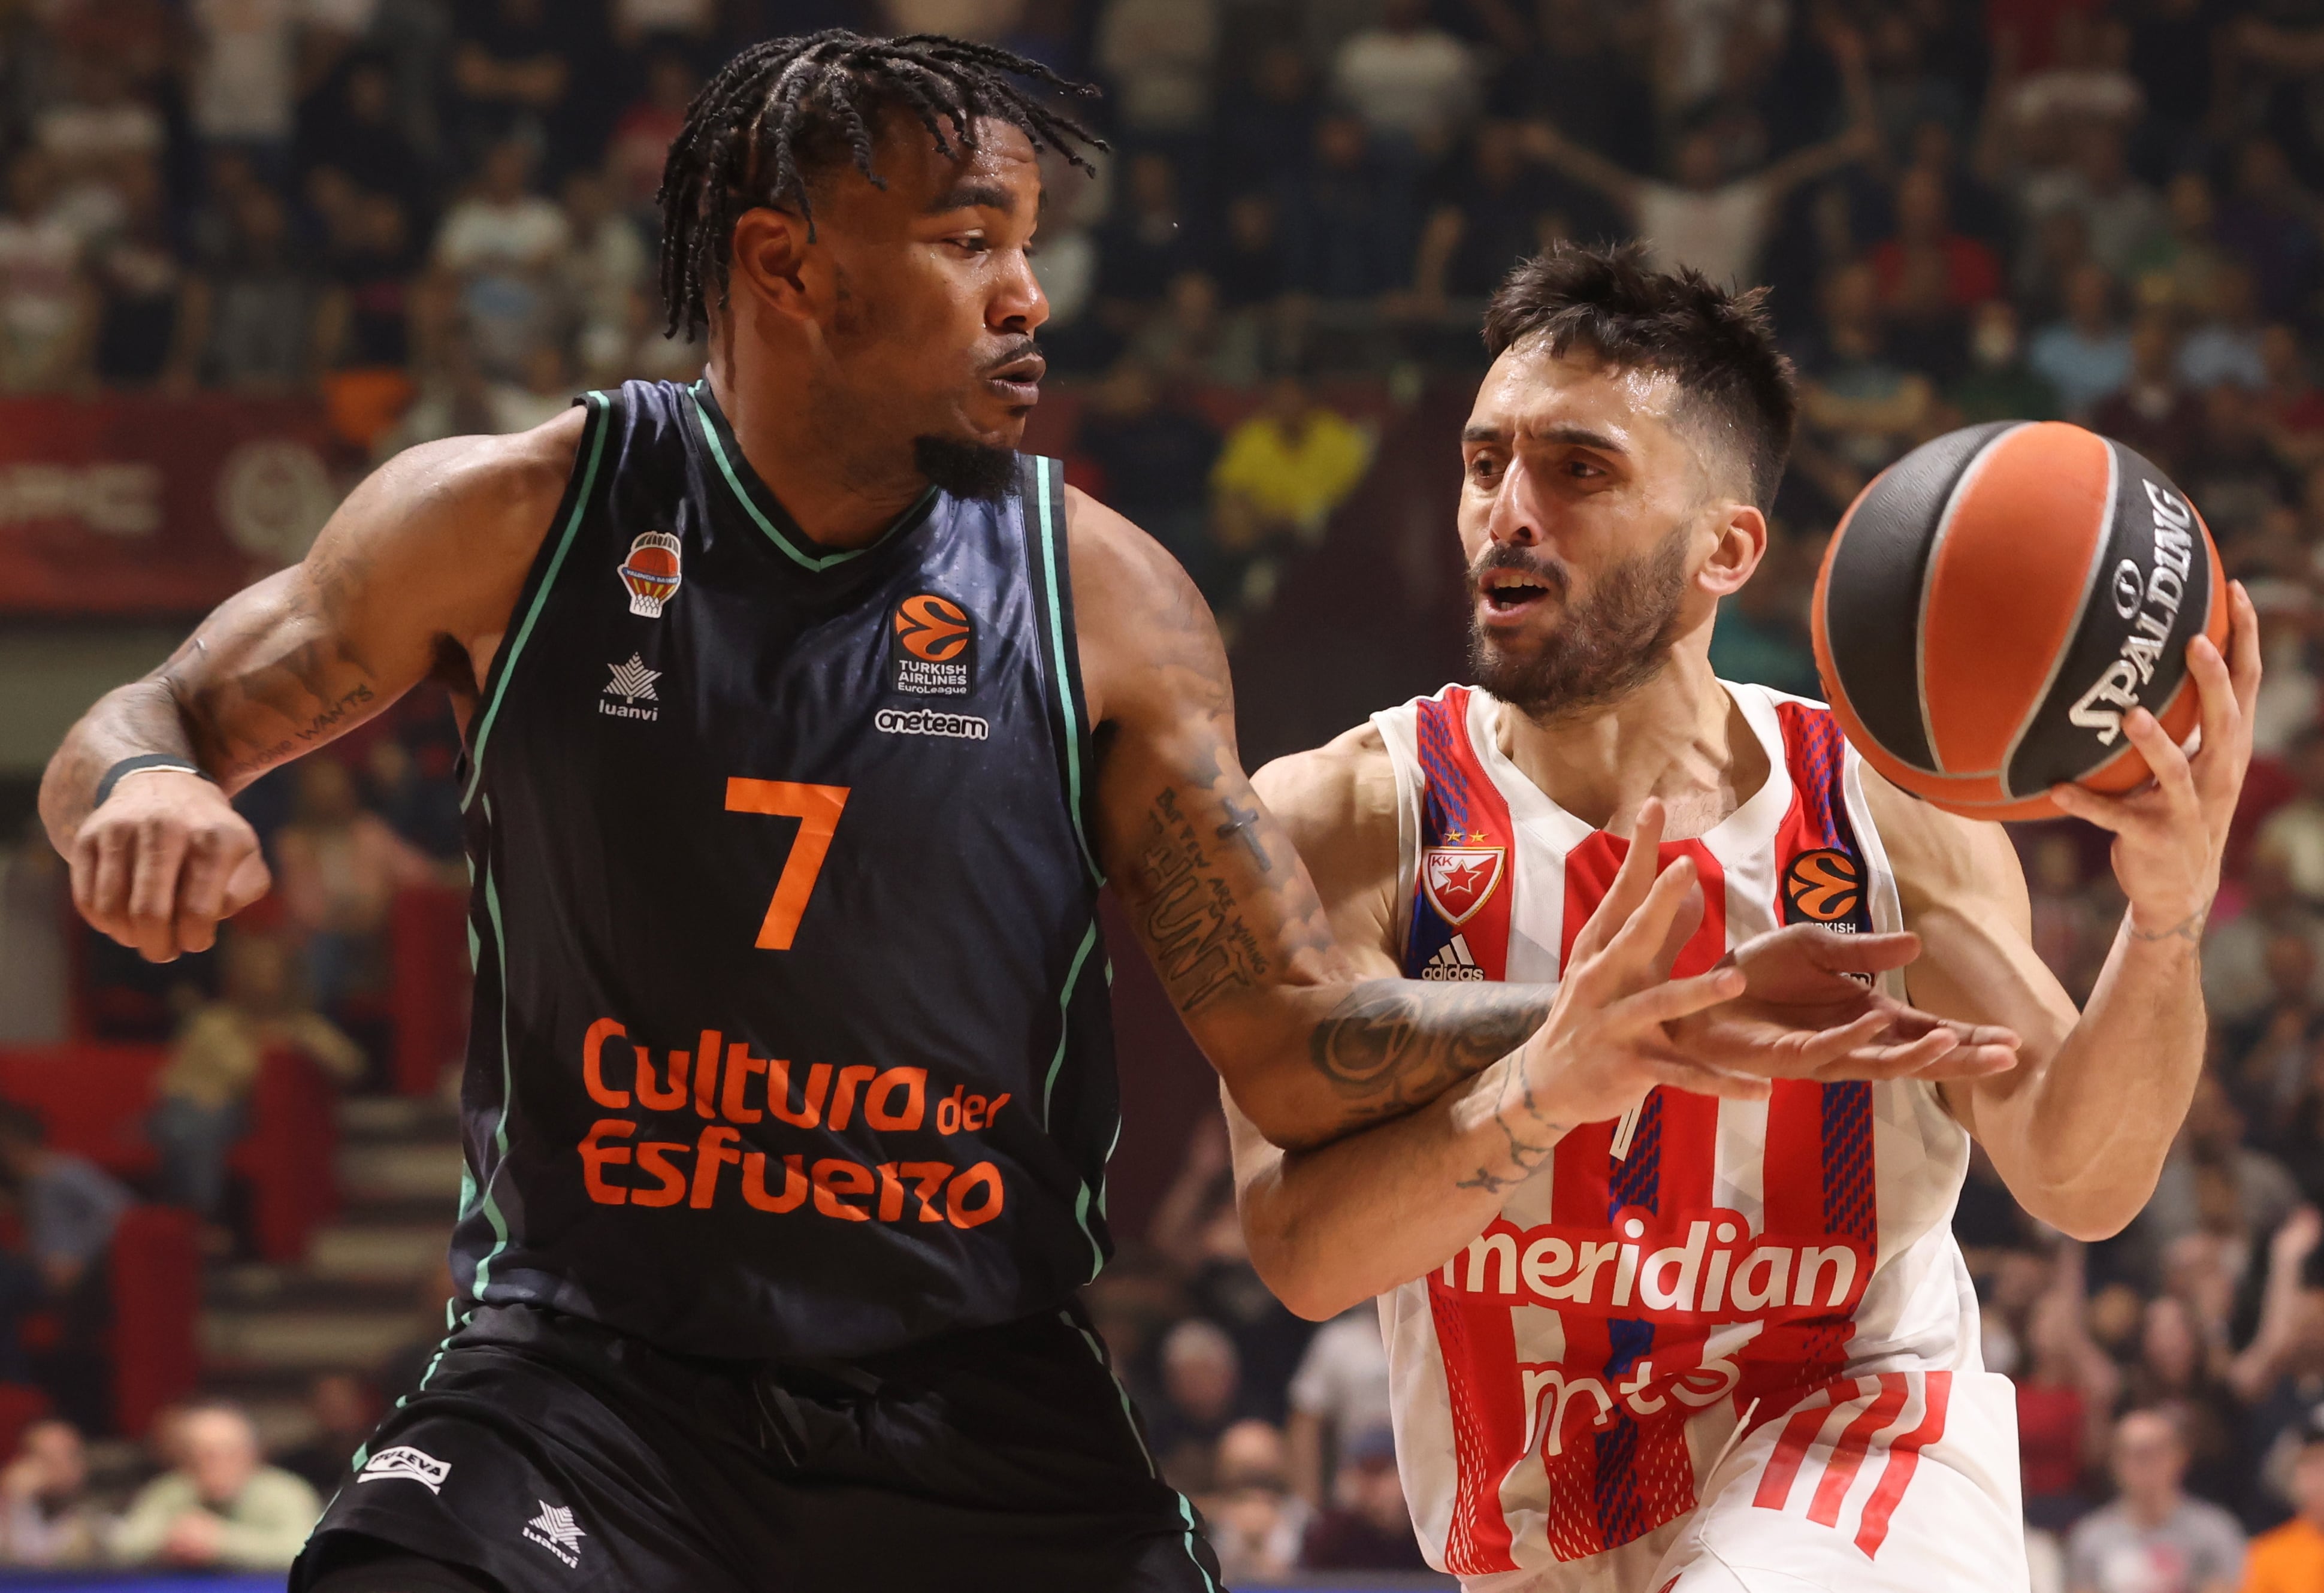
[1422,847,1504,926]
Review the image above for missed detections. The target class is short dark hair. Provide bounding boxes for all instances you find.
[1482,241,1797,511]
[656,31,1105,339]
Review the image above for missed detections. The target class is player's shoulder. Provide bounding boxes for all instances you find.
[1254,722,1399,857]
[367,406,590,530]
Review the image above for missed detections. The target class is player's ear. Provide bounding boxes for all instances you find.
[727,207,820,325]
[1696,501,1767,599]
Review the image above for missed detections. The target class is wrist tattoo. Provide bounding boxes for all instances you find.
[2128,900,2211,945]
[1453,1057,1569,1194]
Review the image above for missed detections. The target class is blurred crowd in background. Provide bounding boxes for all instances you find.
[0,0,2322,1586]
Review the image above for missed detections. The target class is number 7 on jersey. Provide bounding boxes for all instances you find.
[724,779,850,950]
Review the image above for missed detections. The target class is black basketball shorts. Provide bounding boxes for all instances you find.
[291,1301,1224,1593]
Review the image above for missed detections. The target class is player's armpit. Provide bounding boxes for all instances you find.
[1066,486,1555,1149]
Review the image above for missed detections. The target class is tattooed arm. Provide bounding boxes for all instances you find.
[38,410,584,962]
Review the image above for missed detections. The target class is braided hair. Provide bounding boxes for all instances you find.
[656,30,1104,339]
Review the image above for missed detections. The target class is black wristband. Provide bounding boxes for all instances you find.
[93,755,209,811]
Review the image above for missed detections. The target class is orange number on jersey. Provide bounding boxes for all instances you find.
[723,779,850,950]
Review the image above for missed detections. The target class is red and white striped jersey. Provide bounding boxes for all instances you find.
[1371,681,1984,1582]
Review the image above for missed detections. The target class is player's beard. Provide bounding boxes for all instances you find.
[1467,525,1693,721]
[912,434,1019,501]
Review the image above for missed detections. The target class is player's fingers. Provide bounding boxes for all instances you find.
[1594,856,1701,982]
[1631,1053,1775,1102]
[125,818,189,963]
[2226,580,2262,724]
[1764,1011,1895,1071]
[221,848,273,915]
[1571,799,1667,965]
[1606,964,1745,1031]
[2045,779,2141,835]
[2119,708,2198,814]
[1799,927,1921,976]
[84,824,138,946]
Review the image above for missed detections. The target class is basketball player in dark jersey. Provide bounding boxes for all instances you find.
[38,35,2012,1593]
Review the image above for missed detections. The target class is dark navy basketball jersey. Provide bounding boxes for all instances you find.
[447,377,1119,1361]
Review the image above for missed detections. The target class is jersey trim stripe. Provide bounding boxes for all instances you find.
[1065,1313,1223,1593]
[1027,455,1104,885]
[461,390,611,811]
[469,812,518,1297]
[687,379,937,574]
[1854,1371,1953,1558]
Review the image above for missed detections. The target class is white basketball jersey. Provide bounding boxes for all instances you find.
[1371,682,1985,1580]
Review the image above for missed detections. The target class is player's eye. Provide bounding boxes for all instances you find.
[1467,454,1504,482]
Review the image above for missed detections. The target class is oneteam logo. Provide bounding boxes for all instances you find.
[875,707,989,741]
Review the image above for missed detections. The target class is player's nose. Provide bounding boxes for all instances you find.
[991,249,1048,336]
[1485,457,1547,548]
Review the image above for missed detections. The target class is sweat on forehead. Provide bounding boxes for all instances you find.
[1480,342,1745,498]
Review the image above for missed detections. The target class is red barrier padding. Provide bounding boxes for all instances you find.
[390,886,472,1098]
[108,1205,198,1438]
[231,1048,339,1265]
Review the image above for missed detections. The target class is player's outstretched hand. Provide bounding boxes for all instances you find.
[71,770,270,963]
[1663,926,2020,1084]
[2048,580,2259,947]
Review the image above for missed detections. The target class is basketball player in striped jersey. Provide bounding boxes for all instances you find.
[1228,244,2262,1592]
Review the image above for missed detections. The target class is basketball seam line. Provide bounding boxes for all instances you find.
[1911,421,2026,777]
[1996,435,2120,802]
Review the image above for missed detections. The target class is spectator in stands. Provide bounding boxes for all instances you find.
[2024,832,2112,1003]
[1277,114,1413,304]
[274,753,454,1016]
[1948,298,2063,424]
[2018,1249,2123,1530]
[1211,192,1285,313]
[2181,266,2269,395]
[276,1371,376,1498]
[0,818,69,1046]
[0,1419,102,1567]
[2205,841,2324,1028]
[2273,1055,2324,1211]
[1211,374,1372,557]
[363,734,463,862]
[2132,171,2233,321]
[1203,1419,1305,1585]
[36,53,161,233]
[2257,326,2324,467]
[448,0,576,169]
[2023,123,2164,281]
[2215,139,2323,328]
[0,1104,129,1300]
[2220,933,2324,1122]
[2189,384,2295,551]
[187,0,301,169]
[1093,0,1217,155]
[110,1401,319,1571]
[2258,732,2324,905]
[1331,0,1477,157]
[431,137,570,382]
[197,182,324,393]
[2030,262,2134,418]
[1298,1425,1427,1571]
[2228,1211,2324,1508]
[1791,262,1936,509]
[91,159,199,391]
[1128,271,1262,391]
[2127,1295,2246,1510]
[1216,46,1316,195]
[2133,1075,2302,1290]
[1708,533,1820,700]
[1145,1319,1255,1495]
[559,170,646,386]
[0,152,95,395]
[149,928,363,1237]
[1285,1304,1390,1515]
[1870,165,2003,337]
[2241,1405,2324,1593]
[2067,1408,2247,1593]
[2093,312,2203,477]
[606,51,694,217]
[315,177,418,413]
[1074,359,1223,588]
[1097,152,1198,317]
[297,52,428,219]
[1521,25,1877,290]
[1410,119,1559,310]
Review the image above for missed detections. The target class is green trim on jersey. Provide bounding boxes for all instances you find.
[1065,1313,1221,1593]
[469,814,518,1296]
[1030,458,1104,884]
[688,379,935,573]
[463,390,612,811]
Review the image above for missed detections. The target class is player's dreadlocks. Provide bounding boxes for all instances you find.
[657,31,1104,338]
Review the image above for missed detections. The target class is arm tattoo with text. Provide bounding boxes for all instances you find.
[1134,787,1273,1010]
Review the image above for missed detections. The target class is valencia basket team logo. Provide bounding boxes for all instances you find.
[889,593,975,696]
[619,531,683,618]
[1784,847,1864,924]
[1422,846,1504,926]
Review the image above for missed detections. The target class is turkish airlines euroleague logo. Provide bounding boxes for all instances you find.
[1783,848,1864,925]
[890,593,975,697]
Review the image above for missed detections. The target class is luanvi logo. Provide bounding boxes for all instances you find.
[889,593,976,696]
[602,654,660,721]
[524,1502,586,1567]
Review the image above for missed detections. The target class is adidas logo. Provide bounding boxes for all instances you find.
[1422,935,1486,981]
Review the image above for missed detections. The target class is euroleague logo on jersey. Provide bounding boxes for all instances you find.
[889,593,975,697]
[1783,848,1864,924]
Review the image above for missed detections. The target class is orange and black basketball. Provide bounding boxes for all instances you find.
[1811,421,2228,821]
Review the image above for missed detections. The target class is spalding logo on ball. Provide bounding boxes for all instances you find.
[1811,420,2227,821]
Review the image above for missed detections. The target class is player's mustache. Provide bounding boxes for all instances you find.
[981,338,1044,379]
[1467,543,1571,601]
